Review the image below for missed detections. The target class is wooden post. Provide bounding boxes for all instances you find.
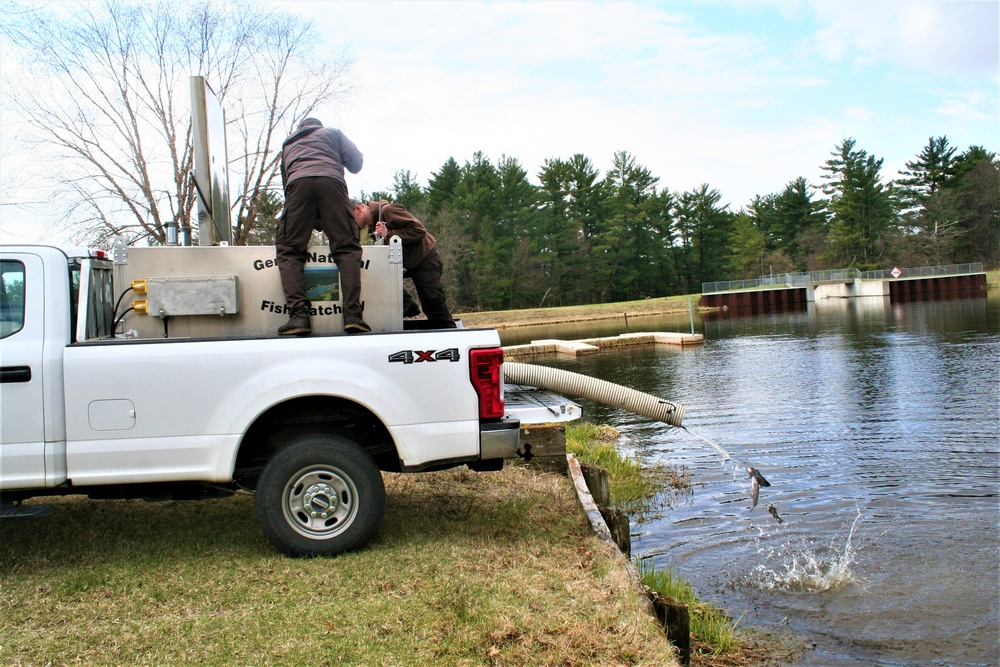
[599,507,631,556]
[649,591,691,666]
[579,464,610,507]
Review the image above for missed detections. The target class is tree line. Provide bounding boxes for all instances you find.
[340,137,997,312]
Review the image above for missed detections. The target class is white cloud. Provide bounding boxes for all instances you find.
[811,0,999,75]
[282,0,860,204]
[844,105,876,122]
[937,95,993,121]
[266,0,998,212]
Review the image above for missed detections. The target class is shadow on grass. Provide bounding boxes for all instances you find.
[0,494,268,576]
[0,467,578,575]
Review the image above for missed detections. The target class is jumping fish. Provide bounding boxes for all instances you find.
[747,467,771,510]
[767,503,783,524]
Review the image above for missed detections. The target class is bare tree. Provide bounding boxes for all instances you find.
[1,0,354,246]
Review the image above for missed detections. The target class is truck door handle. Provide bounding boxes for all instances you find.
[0,366,31,383]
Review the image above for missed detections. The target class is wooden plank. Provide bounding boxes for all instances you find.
[566,454,653,615]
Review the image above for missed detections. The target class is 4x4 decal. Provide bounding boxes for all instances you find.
[389,348,461,364]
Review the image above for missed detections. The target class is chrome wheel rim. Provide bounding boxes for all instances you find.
[281,465,359,539]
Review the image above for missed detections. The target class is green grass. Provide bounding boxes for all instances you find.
[638,561,742,655]
[0,466,679,667]
[566,422,691,516]
[460,293,700,329]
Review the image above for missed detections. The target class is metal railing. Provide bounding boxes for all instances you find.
[857,263,983,281]
[702,263,984,294]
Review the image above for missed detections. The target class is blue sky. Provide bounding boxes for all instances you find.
[276,0,998,208]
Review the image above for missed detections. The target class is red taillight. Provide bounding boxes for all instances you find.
[469,347,505,420]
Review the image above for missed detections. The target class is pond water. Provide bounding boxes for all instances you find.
[499,294,999,667]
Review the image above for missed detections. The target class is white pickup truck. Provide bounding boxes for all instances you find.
[0,243,529,556]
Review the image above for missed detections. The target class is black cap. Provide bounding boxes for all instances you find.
[298,117,322,128]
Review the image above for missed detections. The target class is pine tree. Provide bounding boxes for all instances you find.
[594,151,660,302]
[727,212,767,279]
[946,147,999,265]
[674,184,733,290]
[536,154,606,305]
[772,177,827,269]
[896,136,956,211]
[821,138,896,268]
[426,158,462,215]
[390,170,425,210]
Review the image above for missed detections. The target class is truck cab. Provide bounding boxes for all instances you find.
[1,246,114,491]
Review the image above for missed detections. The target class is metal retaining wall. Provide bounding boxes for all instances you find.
[889,274,987,299]
[699,286,809,310]
[701,274,987,310]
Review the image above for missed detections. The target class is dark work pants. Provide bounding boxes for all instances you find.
[276,177,364,321]
[406,251,455,327]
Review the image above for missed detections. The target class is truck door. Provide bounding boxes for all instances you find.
[0,254,47,489]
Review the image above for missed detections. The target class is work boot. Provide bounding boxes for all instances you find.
[278,312,311,336]
[343,317,371,334]
[403,288,422,318]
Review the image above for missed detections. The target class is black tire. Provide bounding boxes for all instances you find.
[255,433,385,557]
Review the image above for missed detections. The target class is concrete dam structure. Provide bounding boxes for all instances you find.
[699,264,986,310]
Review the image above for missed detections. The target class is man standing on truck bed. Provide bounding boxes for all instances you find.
[352,199,456,329]
[277,118,370,335]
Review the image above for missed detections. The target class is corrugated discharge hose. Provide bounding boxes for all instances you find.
[504,361,686,427]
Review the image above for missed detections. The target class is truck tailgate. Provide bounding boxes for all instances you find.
[504,384,580,425]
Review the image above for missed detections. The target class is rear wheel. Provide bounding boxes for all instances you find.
[256,433,385,557]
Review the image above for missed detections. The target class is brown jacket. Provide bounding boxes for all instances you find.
[365,201,438,271]
[280,125,363,189]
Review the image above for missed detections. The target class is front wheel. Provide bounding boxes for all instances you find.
[256,433,386,557]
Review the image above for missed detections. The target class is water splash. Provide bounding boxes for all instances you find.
[680,426,731,462]
[748,508,863,592]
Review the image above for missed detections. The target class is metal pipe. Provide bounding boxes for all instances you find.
[164,220,179,246]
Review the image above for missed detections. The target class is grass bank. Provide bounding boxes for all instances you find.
[987,268,999,289]
[567,424,792,666]
[462,270,998,330]
[460,293,700,329]
[0,466,682,667]
[566,422,692,516]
